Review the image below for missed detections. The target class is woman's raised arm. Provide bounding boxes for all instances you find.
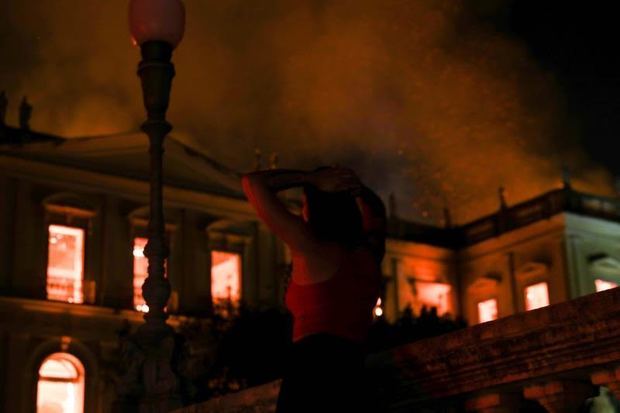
[242,169,316,253]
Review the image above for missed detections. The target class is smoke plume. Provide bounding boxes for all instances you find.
[0,0,612,223]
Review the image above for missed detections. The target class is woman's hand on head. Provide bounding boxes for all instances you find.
[308,167,362,194]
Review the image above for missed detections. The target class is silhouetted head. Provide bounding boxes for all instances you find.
[303,182,363,247]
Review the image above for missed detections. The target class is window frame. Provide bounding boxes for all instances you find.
[589,255,620,293]
[206,225,251,314]
[36,352,85,413]
[210,249,243,309]
[467,275,500,324]
[476,297,499,324]
[43,200,95,305]
[407,278,452,317]
[523,281,550,311]
[595,278,619,292]
[46,224,86,304]
[515,262,550,312]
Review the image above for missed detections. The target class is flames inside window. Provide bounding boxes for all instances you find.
[211,251,241,307]
[413,281,451,316]
[47,225,84,304]
[477,298,498,323]
[524,282,549,311]
[133,237,149,312]
[133,237,168,313]
[36,352,84,413]
[595,279,618,292]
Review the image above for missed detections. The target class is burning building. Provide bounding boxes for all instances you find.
[1,122,620,412]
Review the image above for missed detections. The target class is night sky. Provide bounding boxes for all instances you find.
[1,1,618,224]
[482,0,620,176]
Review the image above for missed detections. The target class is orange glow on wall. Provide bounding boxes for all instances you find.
[595,279,618,292]
[414,281,451,316]
[36,352,84,413]
[525,282,549,311]
[477,298,498,323]
[47,225,84,304]
[211,251,241,306]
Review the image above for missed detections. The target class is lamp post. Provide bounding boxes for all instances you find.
[116,1,185,411]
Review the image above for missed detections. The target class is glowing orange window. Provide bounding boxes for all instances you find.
[133,237,149,312]
[36,352,85,413]
[524,282,549,311]
[211,251,241,306]
[595,279,618,292]
[477,298,498,323]
[47,225,84,304]
[133,237,169,313]
[415,282,451,316]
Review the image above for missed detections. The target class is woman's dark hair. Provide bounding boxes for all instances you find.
[303,183,364,247]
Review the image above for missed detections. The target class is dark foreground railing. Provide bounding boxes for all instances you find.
[175,287,620,412]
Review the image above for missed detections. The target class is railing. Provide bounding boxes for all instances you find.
[367,285,620,411]
[46,275,83,304]
[46,276,98,305]
[450,188,620,247]
[175,287,620,412]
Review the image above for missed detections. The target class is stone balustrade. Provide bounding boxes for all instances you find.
[174,380,280,413]
[176,286,620,412]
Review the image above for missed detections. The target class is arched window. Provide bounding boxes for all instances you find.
[589,255,620,293]
[36,352,85,413]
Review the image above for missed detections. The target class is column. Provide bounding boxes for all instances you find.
[564,235,590,298]
[13,180,46,298]
[0,176,15,292]
[101,195,132,308]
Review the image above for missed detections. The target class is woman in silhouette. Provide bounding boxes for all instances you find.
[242,167,386,413]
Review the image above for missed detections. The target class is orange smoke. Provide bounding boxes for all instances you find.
[0,0,613,224]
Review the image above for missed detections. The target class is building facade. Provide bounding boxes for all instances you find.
[0,127,287,413]
[1,126,620,412]
[384,187,620,325]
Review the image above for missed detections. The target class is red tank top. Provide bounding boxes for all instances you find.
[285,248,381,343]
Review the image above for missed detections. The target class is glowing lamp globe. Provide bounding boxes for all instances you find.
[129,0,185,48]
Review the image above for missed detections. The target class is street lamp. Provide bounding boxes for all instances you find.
[129,0,184,333]
[119,1,185,411]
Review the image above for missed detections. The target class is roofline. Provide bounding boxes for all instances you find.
[4,126,619,248]
[389,186,620,248]
[0,125,64,145]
